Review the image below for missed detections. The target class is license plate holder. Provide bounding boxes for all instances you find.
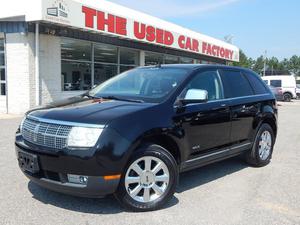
[17,150,40,174]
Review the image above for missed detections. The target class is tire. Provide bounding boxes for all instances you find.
[115,144,178,212]
[245,123,275,167]
[283,93,292,102]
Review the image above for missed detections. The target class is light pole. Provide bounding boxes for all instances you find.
[224,35,234,44]
[263,50,267,77]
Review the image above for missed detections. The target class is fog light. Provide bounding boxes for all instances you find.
[67,174,88,185]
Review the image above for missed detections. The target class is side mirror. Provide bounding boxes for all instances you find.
[179,89,208,106]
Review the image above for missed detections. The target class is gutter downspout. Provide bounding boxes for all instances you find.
[35,23,40,106]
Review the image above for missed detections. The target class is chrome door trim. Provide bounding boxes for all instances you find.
[185,142,252,163]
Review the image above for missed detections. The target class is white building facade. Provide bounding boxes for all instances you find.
[0,0,239,114]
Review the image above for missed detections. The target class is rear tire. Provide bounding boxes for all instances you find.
[115,144,178,212]
[245,123,275,167]
[283,93,292,102]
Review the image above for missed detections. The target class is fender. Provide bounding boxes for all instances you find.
[250,103,277,143]
[125,127,186,165]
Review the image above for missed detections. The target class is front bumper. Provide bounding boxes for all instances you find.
[15,144,121,198]
[23,170,119,198]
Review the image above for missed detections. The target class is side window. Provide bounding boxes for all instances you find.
[270,80,282,88]
[220,70,254,98]
[244,71,268,94]
[186,70,224,101]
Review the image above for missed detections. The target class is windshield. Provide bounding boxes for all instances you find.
[89,67,190,103]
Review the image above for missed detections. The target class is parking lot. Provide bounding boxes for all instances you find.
[0,101,299,225]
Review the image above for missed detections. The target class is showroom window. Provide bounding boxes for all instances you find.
[120,48,139,73]
[94,43,118,85]
[0,38,6,96]
[61,39,92,91]
[180,57,194,64]
[145,52,164,66]
[61,39,140,91]
[164,55,179,64]
[145,52,199,66]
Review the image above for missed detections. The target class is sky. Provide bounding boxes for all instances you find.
[109,0,300,60]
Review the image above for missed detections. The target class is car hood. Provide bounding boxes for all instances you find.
[28,96,155,126]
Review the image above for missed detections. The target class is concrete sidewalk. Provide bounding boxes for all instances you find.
[0,113,23,120]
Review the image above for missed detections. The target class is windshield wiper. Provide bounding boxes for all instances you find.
[102,96,144,103]
[83,93,144,103]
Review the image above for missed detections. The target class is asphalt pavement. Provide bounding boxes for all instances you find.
[0,101,299,225]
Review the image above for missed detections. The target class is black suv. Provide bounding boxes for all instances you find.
[16,65,277,211]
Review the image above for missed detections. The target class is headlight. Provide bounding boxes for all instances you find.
[67,127,103,148]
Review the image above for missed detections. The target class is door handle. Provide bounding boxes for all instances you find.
[212,104,229,111]
[241,105,247,112]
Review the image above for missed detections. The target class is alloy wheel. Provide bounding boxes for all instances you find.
[258,131,272,160]
[125,156,170,203]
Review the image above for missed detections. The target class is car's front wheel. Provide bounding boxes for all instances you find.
[115,144,178,212]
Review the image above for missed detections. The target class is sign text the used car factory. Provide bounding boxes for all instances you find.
[41,0,238,61]
[81,6,234,60]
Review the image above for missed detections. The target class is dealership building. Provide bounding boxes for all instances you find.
[0,0,239,114]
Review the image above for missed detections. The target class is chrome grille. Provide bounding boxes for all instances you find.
[21,118,72,149]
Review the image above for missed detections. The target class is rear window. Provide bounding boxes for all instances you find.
[220,70,254,98]
[270,80,282,88]
[244,71,268,94]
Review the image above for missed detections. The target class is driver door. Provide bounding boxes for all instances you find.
[174,69,232,157]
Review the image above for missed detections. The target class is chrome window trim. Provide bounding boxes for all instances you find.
[27,115,105,129]
[209,93,270,103]
[176,93,271,108]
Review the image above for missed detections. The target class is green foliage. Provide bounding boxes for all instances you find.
[232,50,300,76]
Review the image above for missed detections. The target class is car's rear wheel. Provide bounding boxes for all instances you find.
[245,123,275,167]
[283,93,292,102]
[115,144,178,212]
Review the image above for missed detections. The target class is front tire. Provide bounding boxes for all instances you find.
[245,123,275,167]
[115,144,178,212]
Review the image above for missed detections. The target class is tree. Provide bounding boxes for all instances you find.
[288,55,300,76]
[233,50,253,69]
[267,57,282,71]
[252,56,265,74]
[231,50,300,77]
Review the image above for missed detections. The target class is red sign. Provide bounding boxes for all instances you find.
[82,6,127,36]
[202,42,233,60]
[80,5,237,61]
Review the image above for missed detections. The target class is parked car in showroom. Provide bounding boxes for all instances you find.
[262,75,297,102]
[268,85,284,101]
[16,65,278,211]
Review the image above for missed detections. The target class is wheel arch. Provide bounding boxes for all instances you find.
[251,104,277,143]
[283,91,293,96]
[134,133,182,165]
[261,115,277,138]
